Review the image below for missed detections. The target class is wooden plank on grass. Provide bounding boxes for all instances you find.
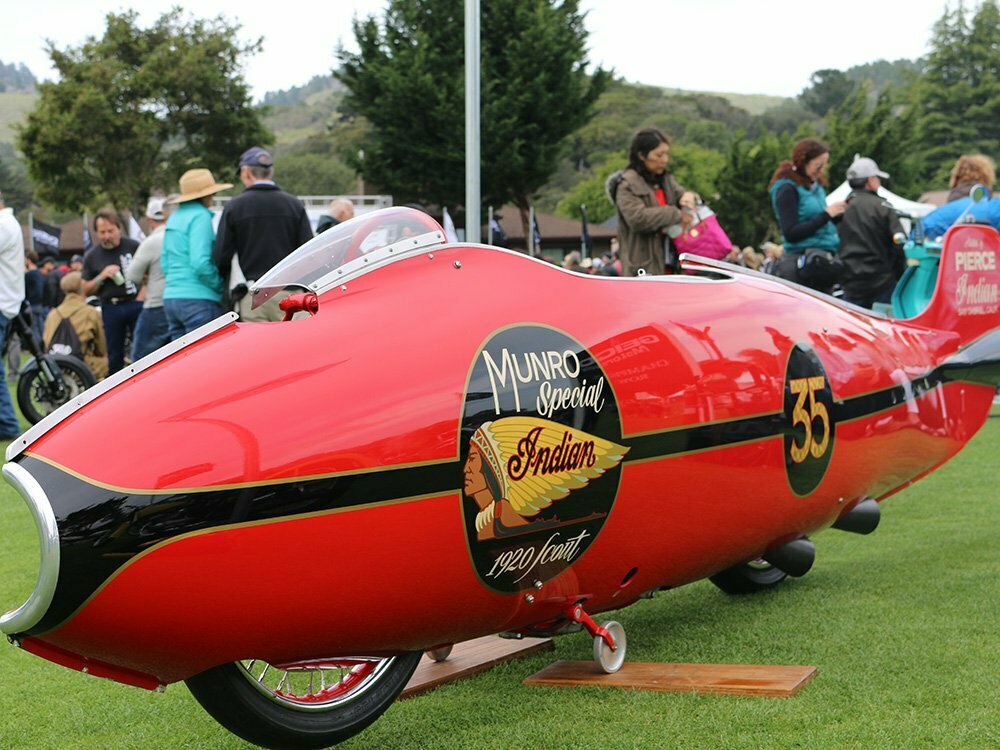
[401,636,554,699]
[524,660,817,698]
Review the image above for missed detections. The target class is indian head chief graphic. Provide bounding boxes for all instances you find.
[463,416,629,541]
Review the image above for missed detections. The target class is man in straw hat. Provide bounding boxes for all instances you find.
[162,168,232,340]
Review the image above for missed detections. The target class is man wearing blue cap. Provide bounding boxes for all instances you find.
[212,147,313,321]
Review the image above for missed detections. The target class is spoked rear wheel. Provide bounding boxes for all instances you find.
[709,559,788,595]
[185,652,422,749]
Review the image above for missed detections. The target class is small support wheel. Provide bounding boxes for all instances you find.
[425,644,453,663]
[593,620,626,674]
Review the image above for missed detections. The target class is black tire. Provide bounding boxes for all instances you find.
[16,355,96,425]
[185,652,422,750]
[709,560,788,595]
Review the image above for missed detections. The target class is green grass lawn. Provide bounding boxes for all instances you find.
[0,412,997,749]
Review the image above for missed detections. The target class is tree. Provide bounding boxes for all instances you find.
[337,0,609,236]
[554,153,621,223]
[753,100,819,137]
[17,9,271,212]
[714,131,791,247]
[276,138,359,197]
[0,144,32,211]
[916,0,1000,184]
[824,84,920,198]
[799,69,856,116]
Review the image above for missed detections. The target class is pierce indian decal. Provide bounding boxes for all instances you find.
[461,326,626,593]
[954,241,999,316]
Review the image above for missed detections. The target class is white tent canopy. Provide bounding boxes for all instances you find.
[827,182,936,218]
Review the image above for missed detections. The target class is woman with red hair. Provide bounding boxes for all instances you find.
[767,138,847,293]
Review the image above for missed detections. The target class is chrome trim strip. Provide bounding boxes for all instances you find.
[1,462,60,635]
[447,243,741,284]
[295,236,742,294]
[679,253,891,317]
[678,253,741,275]
[6,312,239,462]
[301,230,447,296]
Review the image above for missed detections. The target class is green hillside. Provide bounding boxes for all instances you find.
[655,86,789,116]
[0,92,35,143]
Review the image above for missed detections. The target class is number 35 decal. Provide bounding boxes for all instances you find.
[784,345,835,496]
[789,375,831,463]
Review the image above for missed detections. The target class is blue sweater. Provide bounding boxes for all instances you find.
[162,202,223,302]
[920,194,1000,240]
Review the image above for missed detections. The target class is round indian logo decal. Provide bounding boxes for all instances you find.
[461,325,627,593]
[783,343,835,497]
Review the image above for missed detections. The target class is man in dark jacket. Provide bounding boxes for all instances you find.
[212,147,313,321]
[838,155,906,309]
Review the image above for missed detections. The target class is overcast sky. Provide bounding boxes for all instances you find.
[7,0,956,101]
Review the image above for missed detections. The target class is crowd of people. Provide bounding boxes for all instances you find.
[609,128,1000,310]
[65,147,310,369]
[0,147,361,420]
[1,129,998,432]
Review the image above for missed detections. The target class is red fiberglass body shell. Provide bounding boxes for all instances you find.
[4,216,999,687]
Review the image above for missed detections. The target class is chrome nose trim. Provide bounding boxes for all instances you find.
[1,462,60,635]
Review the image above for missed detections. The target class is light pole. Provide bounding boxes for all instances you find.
[465,0,481,242]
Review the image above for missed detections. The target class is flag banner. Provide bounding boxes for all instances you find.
[442,207,459,243]
[128,213,146,243]
[31,219,62,258]
[490,215,508,247]
[580,204,593,258]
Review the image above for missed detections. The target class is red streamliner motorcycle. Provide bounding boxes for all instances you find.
[3,208,999,749]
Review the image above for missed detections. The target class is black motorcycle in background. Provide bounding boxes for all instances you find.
[3,301,96,425]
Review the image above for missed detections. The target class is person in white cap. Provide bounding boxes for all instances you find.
[837,154,905,309]
[126,194,178,360]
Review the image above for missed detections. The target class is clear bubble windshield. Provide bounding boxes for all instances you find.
[251,207,446,308]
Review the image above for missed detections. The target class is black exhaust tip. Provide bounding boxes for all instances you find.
[762,538,815,577]
[832,498,881,535]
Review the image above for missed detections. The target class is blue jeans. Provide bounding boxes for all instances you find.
[132,306,170,361]
[164,298,224,341]
[0,316,22,436]
[101,299,143,375]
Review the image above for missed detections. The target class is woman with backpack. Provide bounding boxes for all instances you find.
[43,271,108,380]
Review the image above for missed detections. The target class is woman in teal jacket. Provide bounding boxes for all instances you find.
[162,169,233,340]
[767,139,847,293]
